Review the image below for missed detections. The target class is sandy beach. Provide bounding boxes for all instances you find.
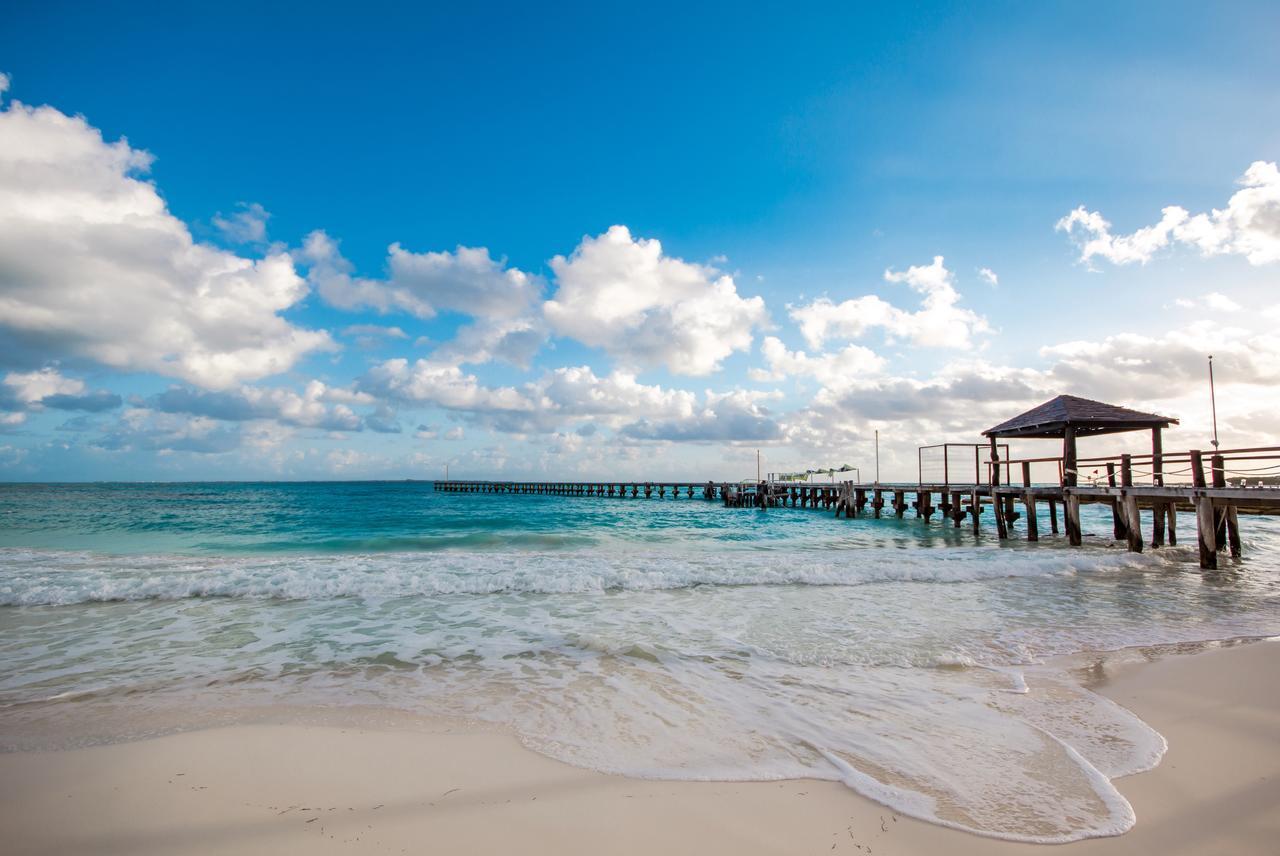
[2,639,1276,856]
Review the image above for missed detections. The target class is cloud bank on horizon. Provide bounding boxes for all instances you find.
[1,73,1279,481]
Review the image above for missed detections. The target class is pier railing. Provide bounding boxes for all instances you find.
[987,446,1280,488]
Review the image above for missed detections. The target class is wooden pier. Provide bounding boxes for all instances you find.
[432,396,1280,571]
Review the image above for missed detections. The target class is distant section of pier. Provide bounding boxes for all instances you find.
[433,395,1280,571]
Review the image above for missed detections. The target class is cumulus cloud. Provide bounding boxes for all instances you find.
[302,231,543,320]
[0,92,333,389]
[213,202,270,244]
[1057,161,1280,267]
[94,410,242,455]
[357,357,778,441]
[1173,292,1242,312]
[789,256,989,350]
[149,380,362,431]
[0,367,121,424]
[750,336,885,392]
[622,389,782,443]
[544,225,768,376]
[978,267,999,287]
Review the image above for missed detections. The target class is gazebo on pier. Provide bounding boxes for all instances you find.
[983,394,1178,544]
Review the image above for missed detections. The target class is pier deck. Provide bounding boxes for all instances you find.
[433,443,1280,571]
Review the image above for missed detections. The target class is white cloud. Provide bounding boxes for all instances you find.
[0,93,333,389]
[1174,292,1242,313]
[302,231,543,321]
[544,225,768,376]
[213,202,270,244]
[149,380,363,431]
[443,426,465,441]
[2,367,84,404]
[1057,161,1280,267]
[978,267,999,287]
[0,73,10,97]
[789,256,989,350]
[750,336,884,392]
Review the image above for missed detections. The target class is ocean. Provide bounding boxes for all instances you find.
[1,481,1278,842]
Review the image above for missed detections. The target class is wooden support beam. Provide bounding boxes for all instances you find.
[1107,463,1126,541]
[1227,506,1242,558]
[1048,499,1059,534]
[1166,504,1177,546]
[873,489,883,518]
[1152,500,1166,547]
[1024,492,1038,541]
[970,490,981,534]
[1211,455,1227,549]
[990,437,1007,539]
[1065,494,1082,546]
[893,490,907,518]
[950,491,963,528]
[1122,455,1143,553]
[1196,495,1218,570]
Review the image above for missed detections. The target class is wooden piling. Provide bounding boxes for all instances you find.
[1196,495,1218,570]
[1121,454,1143,553]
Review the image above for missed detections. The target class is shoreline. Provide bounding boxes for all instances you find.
[2,639,1277,855]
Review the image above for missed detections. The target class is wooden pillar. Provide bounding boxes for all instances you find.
[1065,494,1082,547]
[1024,491,1039,541]
[893,490,907,518]
[1107,462,1126,540]
[950,491,963,528]
[990,437,1007,539]
[1063,426,1078,488]
[1121,454,1143,553]
[1227,507,1242,558]
[1151,427,1164,487]
[1196,495,1218,570]
[855,488,867,515]
[1048,499,1059,534]
[873,489,883,518]
[1152,502,1166,547]
[1211,455,1226,549]
[970,490,981,534]
[1166,503,1177,546]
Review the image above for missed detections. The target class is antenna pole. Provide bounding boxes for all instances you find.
[1209,355,1220,449]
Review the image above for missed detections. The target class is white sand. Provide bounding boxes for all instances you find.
[2,640,1277,856]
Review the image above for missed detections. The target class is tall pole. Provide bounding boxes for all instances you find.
[757,449,761,483]
[445,463,449,481]
[875,430,880,484]
[1208,354,1220,450]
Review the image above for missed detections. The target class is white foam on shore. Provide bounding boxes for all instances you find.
[1,539,1277,842]
[0,543,1186,605]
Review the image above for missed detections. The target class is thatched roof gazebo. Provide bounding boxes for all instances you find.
[983,394,1178,487]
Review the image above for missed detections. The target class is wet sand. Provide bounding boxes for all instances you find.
[2,640,1277,855]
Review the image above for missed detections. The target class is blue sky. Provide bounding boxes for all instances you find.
[2,1,1278,481]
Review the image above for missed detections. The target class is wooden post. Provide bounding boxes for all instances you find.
[1063,426,1078,487]
[1107,462,1126,540]
[950,491,963,527]
[1166,503,1177,546]
[1024,492,1038,541]
[1048,499,1059,534]
[1152,501,1166,547]
[1190,449,1206,488]
[894,490,907,518]
[873,489,883,518]
[990,437,1007,539]
[1211,455,1227,548]
[970,490,981,534]
[1121,454,1143,553]
[1065,493,1082,546]
[1227,507,1242,558]
[1196,495,1218,570]
[1151,427,1164,487]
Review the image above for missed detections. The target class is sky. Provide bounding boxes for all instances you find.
[1,1,1279,482]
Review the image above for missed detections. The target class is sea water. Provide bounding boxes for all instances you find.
[1,482,1277,842]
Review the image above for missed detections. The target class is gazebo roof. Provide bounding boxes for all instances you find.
[983,394,1177,439]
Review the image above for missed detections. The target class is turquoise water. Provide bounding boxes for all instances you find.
[2,482,1279,841]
